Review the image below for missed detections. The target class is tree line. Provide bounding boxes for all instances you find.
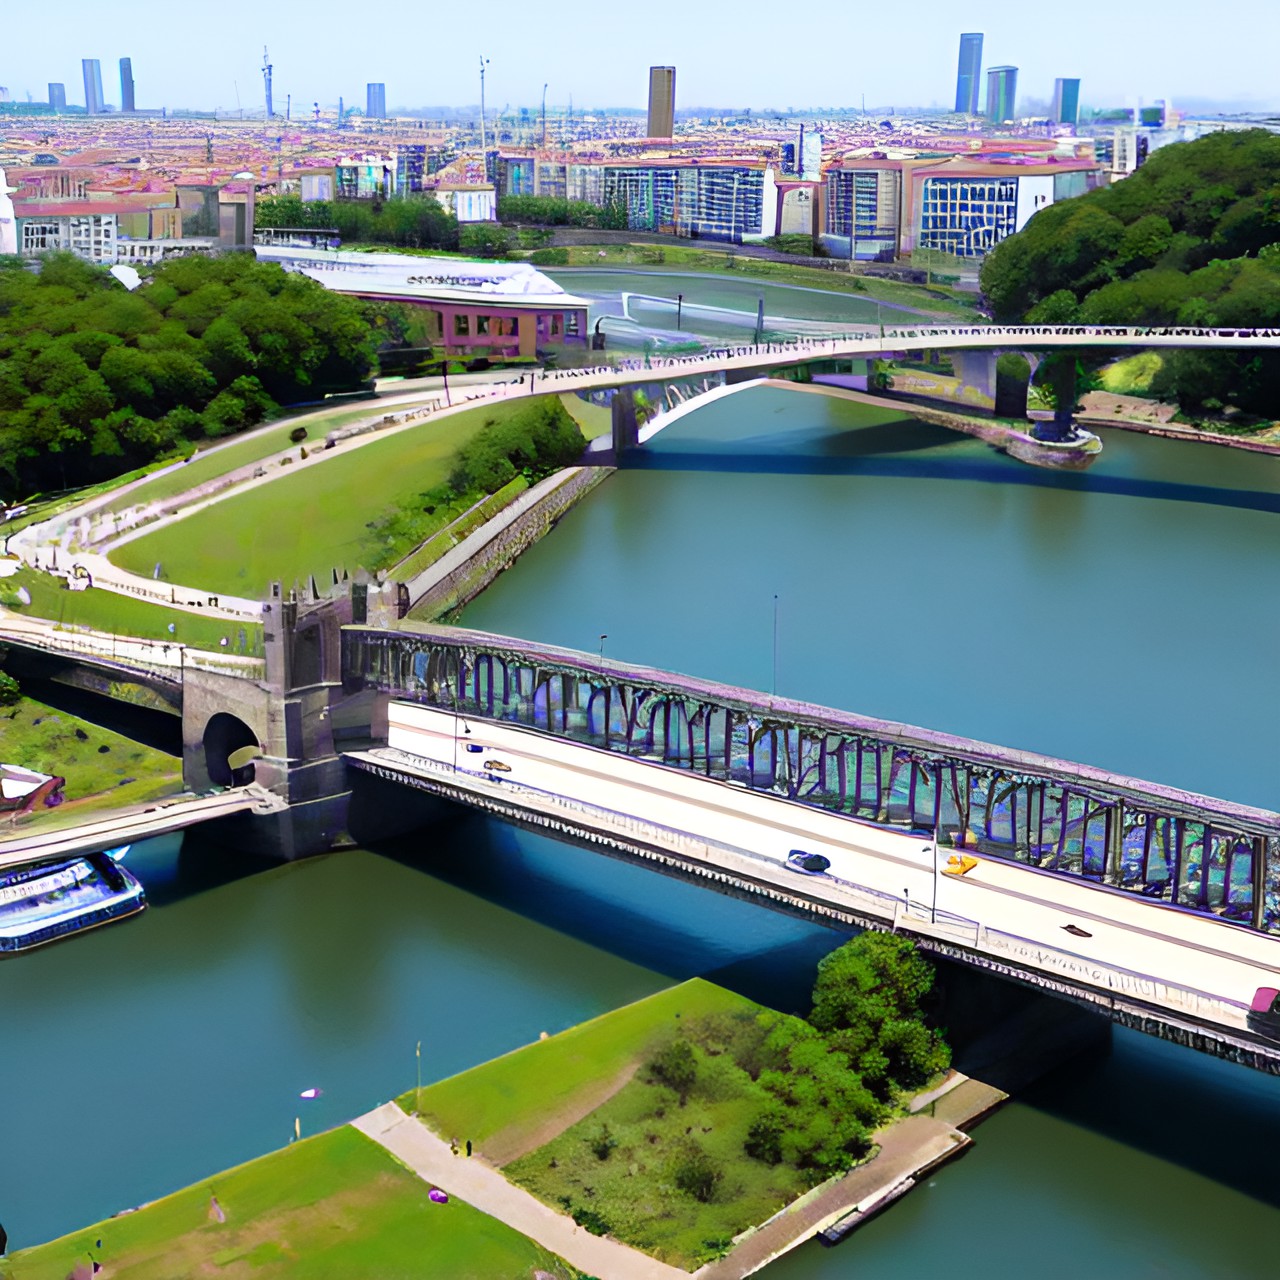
[979,130,1280,414]
[254,194,460,252]
[0,251,377,500]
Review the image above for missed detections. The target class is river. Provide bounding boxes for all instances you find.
[4,381,1279,1275]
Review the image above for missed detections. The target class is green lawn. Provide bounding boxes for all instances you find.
[100,405,390,515]
[507,1051,808,1269]
[6,1126,580,1280]
[396,978,815,1271]
[2,567,263,654]
[397,979,745,1153]
[109,398,560,599]
[0,694,182,827]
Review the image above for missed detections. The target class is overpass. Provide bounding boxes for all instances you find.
[0,785,287,871]
[340,622,1280,1074]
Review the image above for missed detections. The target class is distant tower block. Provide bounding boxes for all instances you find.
[48,82,66,111]
[986,65,1018,123]
[955,33,983,114]
[1052,77,1081,127]
[81,58,104,114]
[367,82,386,119]
[119,57,135,113]
[647,66,675,139]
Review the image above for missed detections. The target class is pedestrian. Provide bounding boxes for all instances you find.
[450,1137,459,1156]
[466,1138,473,1157]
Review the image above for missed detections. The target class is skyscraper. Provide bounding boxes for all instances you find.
[119,57,135,112]
[48,82,66,111]
[367,82,386,119]
[82,58,104,114]
[1052,77,1081,126]
[647,66,675,139]
[954,33,983,114]
[986,65,1017,122]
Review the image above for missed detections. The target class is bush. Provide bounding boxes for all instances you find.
[744,1103,786,1165]
[649,1038,697,1103]
[588,1123,618,1161]
[672,1143,722,1203]
[529,247,571,267]
[289,426,308,443]
[448,398,585,495]
[0,670,19,706]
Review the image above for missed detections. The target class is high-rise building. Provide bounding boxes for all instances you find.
[82,59,104,114]
[954,33,983,114]
[366,82,386,119]
[48,82,66,111]
[119,57,135,113]
[986,65,1017,122]
[647,66,675,139]
[1052,78,1081,126]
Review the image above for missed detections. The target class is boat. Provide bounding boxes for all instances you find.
[0,854,146,954]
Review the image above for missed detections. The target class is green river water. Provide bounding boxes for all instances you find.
[4,381,1280,1277]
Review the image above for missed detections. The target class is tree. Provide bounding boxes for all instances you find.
[0,670,20,706]
[650,1037,697,1103]
[672,1142,722,1202]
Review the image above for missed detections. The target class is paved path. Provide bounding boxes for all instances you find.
[352,1102,690,1280]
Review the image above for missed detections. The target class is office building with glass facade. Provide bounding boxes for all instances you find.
[1053,78,1081,126]
[824,166,902,259]
[367,83,386,120]
[81,59,103,114]
[119,58,134,113]
[986,65,1018,122]
[955,33,983,114]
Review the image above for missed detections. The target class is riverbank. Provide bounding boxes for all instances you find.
[0,694,181,830]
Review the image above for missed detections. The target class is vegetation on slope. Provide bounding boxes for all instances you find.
[0,252,377,501]
[979,130,1280,414]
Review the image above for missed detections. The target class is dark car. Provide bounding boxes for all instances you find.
[786,850,830,875]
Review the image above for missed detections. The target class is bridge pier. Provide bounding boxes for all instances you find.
[611,387,640,455]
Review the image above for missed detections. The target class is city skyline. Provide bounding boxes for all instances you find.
[5,0,1278,115]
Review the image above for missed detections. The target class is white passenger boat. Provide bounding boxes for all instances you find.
[0,853,146,954]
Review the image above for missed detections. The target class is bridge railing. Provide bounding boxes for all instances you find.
[344,623,1280,939]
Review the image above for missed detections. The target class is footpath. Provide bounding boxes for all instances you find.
[353,1101,690,1280]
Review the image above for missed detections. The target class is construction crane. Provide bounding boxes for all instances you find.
[262,46,273,119]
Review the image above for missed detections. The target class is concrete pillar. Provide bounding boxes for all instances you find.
[611,387,640,454]
[949,350,997,409]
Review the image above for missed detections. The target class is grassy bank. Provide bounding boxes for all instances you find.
[108,397,574,598]
[2,568,263,654]
[0,694,181,826]
[6,1126,580,1280]
[532,242,980,318]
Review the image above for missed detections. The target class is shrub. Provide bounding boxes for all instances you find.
[672,1143,722,1203]
[0,670,20,706]
[529,247,571,267]
[744,1103,786,1165]
[289,425,308,443]
[588,1123,618,1161]
[649,1038,697,1103]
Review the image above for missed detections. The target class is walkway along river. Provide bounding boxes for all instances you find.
[3,385,1280,1277]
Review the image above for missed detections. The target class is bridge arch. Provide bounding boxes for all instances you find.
[202,712,260,787]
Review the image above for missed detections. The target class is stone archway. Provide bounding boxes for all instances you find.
[202,712,260,787]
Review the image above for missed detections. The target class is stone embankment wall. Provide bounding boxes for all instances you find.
[404,467,613,620]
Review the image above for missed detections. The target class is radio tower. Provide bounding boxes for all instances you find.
[263,46,274,119]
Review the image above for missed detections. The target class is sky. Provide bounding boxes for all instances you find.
[5,0,1278,116]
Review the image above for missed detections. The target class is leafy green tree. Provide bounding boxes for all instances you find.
[0,671,20,706]
[649,1037,698,1103]
[671,1142,722,1202]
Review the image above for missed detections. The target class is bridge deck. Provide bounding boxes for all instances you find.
[0,786,285,871]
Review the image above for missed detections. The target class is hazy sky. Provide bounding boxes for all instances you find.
[6,0,1277,115]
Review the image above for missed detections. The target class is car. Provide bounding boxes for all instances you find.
[786,850,830,875]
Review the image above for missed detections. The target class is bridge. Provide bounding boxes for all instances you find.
[339,621,1280,1074]
[0,785,286,871]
